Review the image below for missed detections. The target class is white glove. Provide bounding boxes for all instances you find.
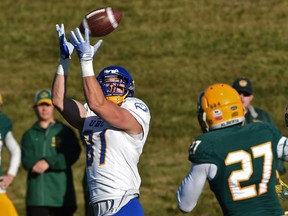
[56,24,74,59]
[69,27,103,76]
[69,28,103,60]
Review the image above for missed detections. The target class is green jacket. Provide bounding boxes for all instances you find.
[21,121,81,208]
[245,105,275,124]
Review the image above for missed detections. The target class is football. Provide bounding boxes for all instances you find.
[79,7,122,37]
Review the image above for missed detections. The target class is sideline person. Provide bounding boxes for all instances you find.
[21,89,81,216]
[177,83,288,215]
[51,24,151,216]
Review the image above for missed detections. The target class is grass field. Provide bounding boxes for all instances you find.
[2,0,288,215]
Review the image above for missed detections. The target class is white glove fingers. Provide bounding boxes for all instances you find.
[60,24,65,32]
[75,28,85,43]
[56,24,60,31]
[69,30,80,46]
[56,24,61,37]
[93,40,103,54]
[84,28,90,44]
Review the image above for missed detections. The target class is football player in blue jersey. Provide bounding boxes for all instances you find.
[177,83,288,216]
[52,24,151,216]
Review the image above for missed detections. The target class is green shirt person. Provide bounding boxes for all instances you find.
[232,77,286,175]
[21,89,81,216]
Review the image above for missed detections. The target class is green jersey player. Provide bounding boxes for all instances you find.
[0,93,21,216]
[177,83,288,216]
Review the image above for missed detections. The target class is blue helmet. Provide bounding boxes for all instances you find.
[97,66,135,104]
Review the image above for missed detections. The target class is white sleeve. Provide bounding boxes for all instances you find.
[121,98,151,139]
[176,163,217,213]
[277,136,288,160]
[4,131,21,176]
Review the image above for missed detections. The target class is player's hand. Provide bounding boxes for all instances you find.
[285,105,288,127]
[3,174,14,188]
[56,24,74,59]
[0,174,14,189]
[69,27,103,60]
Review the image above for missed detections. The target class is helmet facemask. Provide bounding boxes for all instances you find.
[97,66,135,105]
[197,91,209,133]
[100,76,130,104]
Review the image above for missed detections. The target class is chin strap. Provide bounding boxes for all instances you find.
[106,92,129,105]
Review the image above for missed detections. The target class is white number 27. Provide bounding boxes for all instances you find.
[225,142,273,201]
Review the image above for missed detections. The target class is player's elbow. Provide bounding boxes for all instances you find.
[179,209,189,214]
[177,191,196,213]
[178,204,193,214]
[51,94,69,112]
[51,95,64,111]
[177,197,196,213]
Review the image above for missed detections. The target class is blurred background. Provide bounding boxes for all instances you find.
[2,0,288,215]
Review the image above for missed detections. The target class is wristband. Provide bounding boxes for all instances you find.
[56,58,70,76]
[80,59,95,77]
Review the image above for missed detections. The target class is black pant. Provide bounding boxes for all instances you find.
[26,206,76,216]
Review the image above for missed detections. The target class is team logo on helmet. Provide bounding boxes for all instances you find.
[213,110,223,121]
[103,69,120,75]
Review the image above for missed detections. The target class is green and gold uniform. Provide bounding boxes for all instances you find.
[189,122,286,216]
[0,112,19,216]
[0,112,12,176]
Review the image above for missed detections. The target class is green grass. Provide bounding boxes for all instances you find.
[2,0,288,215]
